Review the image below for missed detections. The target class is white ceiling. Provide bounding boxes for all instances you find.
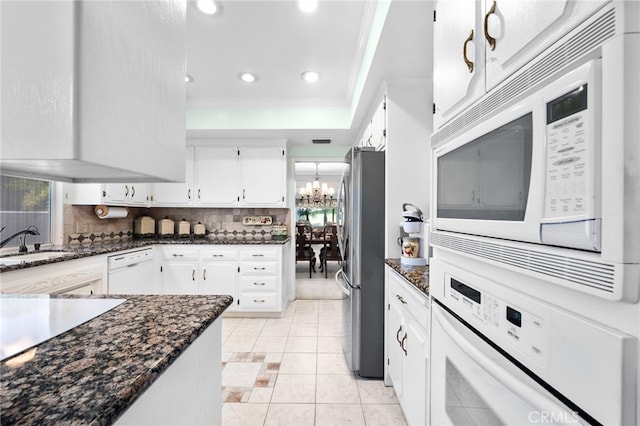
[185,0,433,147]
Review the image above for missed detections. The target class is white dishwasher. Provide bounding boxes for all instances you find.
[108,248,158,294]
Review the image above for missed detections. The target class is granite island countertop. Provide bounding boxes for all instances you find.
[0,294,233,425]
[385,258,429,297]
[0,236,291,273]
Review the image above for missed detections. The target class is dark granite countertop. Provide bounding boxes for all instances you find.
[385,258,429,297]
[0,237,291,273]
[0,294,233,425]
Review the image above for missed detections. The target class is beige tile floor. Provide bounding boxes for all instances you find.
[221,299,408,426]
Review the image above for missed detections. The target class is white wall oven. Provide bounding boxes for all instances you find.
[431,2,639,303]
[429,257,637,426]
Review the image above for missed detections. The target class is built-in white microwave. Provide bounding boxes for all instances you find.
[435,60,600,252]
[431,3,639,302]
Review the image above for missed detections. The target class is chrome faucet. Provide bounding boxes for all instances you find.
[0,225,40,252]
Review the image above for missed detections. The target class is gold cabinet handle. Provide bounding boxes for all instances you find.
[484,1,497,51]
[463,29,474,73]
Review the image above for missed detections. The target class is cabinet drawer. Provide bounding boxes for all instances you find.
[239,261,278,275]
[199,248,238,261]
[238,292,279,311]
[239,248,279,261]
[388,270,429,330]
[160,247,198,261]
[239,276,278,291]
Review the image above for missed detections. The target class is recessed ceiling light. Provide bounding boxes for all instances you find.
[298,0,318,13]
[185,74,194,83]
[301,71,320,83]
[239,72,258,83]
[196,0,219,15]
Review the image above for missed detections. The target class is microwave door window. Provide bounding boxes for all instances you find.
[438,113,532,221]
[478,121,532,219]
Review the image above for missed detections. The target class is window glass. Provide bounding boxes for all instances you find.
[0,176,51,248]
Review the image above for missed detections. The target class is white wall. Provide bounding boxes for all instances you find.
[384,78,432,259]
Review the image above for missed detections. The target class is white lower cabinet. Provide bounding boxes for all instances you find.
[385,266,429,426]
[237,246,283,313]
[159,244,288,314]
[0,256,107,295]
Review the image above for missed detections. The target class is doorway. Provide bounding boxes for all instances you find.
[294,161,345,300]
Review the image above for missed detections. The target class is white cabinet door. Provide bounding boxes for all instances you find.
[433,0,484,128]
[152,146,195,206]
[387,299,405,399]
[195,146,239,206]
[161,262,197,294]
[102,183,147,205]
[238,146,286,206]
[128,184,148,205]
[484,0,607,90]
[199,261,237,312]
[402,320,429,426]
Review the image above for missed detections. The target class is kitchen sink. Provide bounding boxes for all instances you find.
[0,252,75,267]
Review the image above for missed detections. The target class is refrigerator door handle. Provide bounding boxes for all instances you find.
[335,268,352,296]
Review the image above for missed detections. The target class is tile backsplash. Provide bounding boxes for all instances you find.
[63,205,290,245]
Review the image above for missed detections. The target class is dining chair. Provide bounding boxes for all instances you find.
[319,224,341,278]
[295,225,316,278]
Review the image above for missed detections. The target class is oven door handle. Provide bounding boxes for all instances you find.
[433,305,576,417]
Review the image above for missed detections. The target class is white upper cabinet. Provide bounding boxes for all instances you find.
[370,97,387,151]
[484,0,608,91]
[0,0,186,183]
[63,183,148,207]
[433,0,485,129]
[238,146,286,206]
[150,142,287,208]
[151,147,195,206]
[195,146,240,206]
[434,0,609,129]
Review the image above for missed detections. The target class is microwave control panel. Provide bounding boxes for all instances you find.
[541,59,601,252]
[448,277,548,366]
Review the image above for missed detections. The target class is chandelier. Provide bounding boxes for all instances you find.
[297,163,336,208]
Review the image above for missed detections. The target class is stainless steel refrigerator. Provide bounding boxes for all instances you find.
[335,147,385,378]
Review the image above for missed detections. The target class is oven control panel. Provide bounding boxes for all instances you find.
[447,277,548,365]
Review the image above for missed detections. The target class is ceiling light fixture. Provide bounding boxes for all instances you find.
[298,163,335,208]
[298,0,318,14]
[239,72,258,83]
[185,74,194,83]
[301,71,319,83]
[196,0,219,15]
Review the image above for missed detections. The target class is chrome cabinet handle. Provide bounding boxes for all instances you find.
[463,29,474,73]
[131,186,135,197]
[484,1,497,51]
[125,185,129,197]
[253,299,265,303]
[401,333,408,356]
[252,254,264,257]
[254,282,266,286]
[254,267,266,270]
[396,294,407,304]
[188,189,191,200]
[172,253,184,257]
[243,189,246,199]
[192,268,196,281]
[396,326,403,345]
[203,268,207,281]
[198,189,201,199]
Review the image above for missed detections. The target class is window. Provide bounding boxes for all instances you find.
[0,175,51,248]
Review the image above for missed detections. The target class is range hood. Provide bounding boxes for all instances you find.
[0,0,186,183]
